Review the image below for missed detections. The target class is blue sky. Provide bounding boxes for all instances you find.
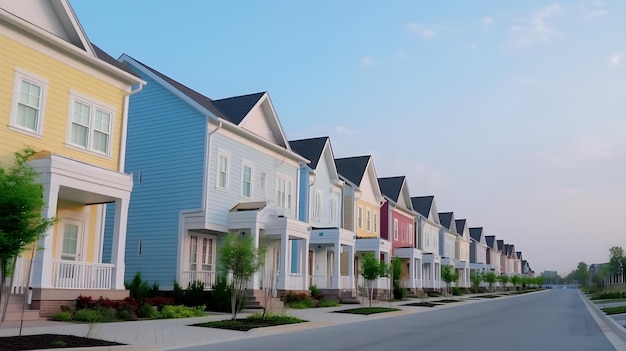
[72,1,626,275]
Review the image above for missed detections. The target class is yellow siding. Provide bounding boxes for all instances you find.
[354,199,380,238]
[0,35,126,169]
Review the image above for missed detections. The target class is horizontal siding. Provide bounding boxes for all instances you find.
[104,67,206,287]
[298,167,308,222]
[0,35,127,168]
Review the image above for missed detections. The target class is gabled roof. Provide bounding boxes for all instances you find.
[212,92,265,125]
[497,240,505,252]
[485,235,496,249]
[469,227,483,242]
[455,219,467,236]
[439,212,456,233]
[378,176,404,202]
[289,137,329,169]
[412,196,435,218]
[335,156,370,186]
[516,251,522,260]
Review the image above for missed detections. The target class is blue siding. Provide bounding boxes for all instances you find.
[298,166,308,222]
[104,66,207,288]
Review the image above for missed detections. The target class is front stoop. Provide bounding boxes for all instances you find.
[1,294,43,322]
[244,290,284,311]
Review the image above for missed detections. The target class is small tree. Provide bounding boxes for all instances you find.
[441,265,457,295]
[484,272,497,292]
[470,271,483,293]
[391,259,405,300]
[608,246,625,275]
[361,253,382,308]
[497,274,510,290]
[511,275,521,290]
[217,233,265,321]
[0,148,55,319]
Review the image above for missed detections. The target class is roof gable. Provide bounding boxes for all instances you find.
[469,227,483,242]
[289,137,328,170]
[455,219,468,239]
[0,0,93,53]
[335,156,370,186]
[497,240,504,252]
[438,212,457,233]
[516,251,522,260]
[379,176,413,212]
[485,235,496,249]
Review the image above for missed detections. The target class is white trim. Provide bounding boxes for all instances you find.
[240,161,253,198]
[313,189,323,221]
[393,219,399,241]
[9,68,48,137]
[65,90,116,157]
[357,206,363,230]
[276,173,294,211]
[216,151,230,191]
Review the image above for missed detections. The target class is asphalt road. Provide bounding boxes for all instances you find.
[175,290,618,351]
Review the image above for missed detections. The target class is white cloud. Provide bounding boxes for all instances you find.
[406,22,437,39]
[332,125,356,136]
[507,4,563,49]
[580,1,608,20]
[469,43,478,50]
[534,136,612,166]
[609,52,623,66]
[481,16,493,30]
[360,56,373,68]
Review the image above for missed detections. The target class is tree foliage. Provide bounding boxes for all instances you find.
[470,271,483,293]
[361,253,386,307]
[217,234,265,320]
[0,148,55,302]
[484,272,497,292]
[441,265,458,294]
[608,246,625,275]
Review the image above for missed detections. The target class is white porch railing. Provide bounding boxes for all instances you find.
[310,275,331,288]
[181,271,216,290]
[279,274,306,290]
[10,256,30,294]
[400,278,423,289]
[51,260,114,289]
[338,275,352,289]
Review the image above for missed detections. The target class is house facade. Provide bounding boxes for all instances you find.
[412,196,442,291]
[453,219,471,289]
[112,56,310,298]
[290,137,356,299]
[378,176,422,294]
[0,0,145,317]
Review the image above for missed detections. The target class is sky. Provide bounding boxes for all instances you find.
[71,1,626,276]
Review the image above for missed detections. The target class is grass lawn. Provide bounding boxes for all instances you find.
[601,305,626,315]
[193,313,307,331]
[402,302,440,307]
[593,298,626,304]
[335,307,401,315]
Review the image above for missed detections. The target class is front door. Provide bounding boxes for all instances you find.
[59,219,83,287]
[188,234,215,288]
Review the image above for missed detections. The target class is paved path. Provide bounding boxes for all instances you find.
[1,290,624,350]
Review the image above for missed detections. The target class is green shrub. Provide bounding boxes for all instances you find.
[317,299,340,307]
[117,309,138,321]
[309,285,323,300]
[158,305,206,319]
[427,291,441,297]
[208,274,235,312]
[452,287,463,296]
[137,302,159,319]
[184,280,207,307]
[125,272,150,299]
[288,298,313,309]
[173,280,184,305]
[591,291,626,300]
[284,291,308,304]
[50,311,73,321]
[393,284,406,300]
[73,307,117,323]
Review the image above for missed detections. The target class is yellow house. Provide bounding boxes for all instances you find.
[0,0,145,317]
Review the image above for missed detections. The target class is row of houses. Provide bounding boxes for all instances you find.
[1,1,534,318]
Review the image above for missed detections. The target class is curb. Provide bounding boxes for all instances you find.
[579,291,626,348]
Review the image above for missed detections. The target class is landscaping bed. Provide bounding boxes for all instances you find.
[432,299,461,303]
[194,313,307,331]
[334,307,401,315]
[402,302,441,307]
[0,334,123,351]
[601,305,626,315]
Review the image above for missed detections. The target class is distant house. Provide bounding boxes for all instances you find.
[1,0,145,318]
[438,212,458,271]
[378,176,422,294]
[485,235,501,275]
[290,136,356,299]
[454,219,471,289]
[412,196,442,291]
[469,227,489,277]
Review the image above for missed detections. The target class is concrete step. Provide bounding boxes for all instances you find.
[2,309,42,322]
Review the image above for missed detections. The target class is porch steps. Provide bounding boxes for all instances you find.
[338,290,360,304]
[243,290,284,311]
[1,294,42,322]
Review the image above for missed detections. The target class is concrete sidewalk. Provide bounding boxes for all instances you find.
[0,292,534,351]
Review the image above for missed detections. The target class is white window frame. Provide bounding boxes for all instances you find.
[9,69,48,137]
[188,234,216,272]
[357,206,363,229]
[366,209,371,232]
[329,195,338,225]
[373,212,378,233]
[241,162,253,198]
[217,152,230,191]
[393,219,399,240]
[409,224,414,244]
[66,91,115,156]
[313,190,322,221]
[277,174,293,210]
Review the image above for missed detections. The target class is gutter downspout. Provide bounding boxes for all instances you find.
[118,83,145,172]
[202,119,222,211]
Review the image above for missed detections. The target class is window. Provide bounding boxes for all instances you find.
[217,153,229,190]
[357,206,363,229]
[189,234,215,272]
[409,224,414,244]
[241,163,252,198]
[329,196,338,224]
[277,176,293,209]
[10,69,47,135]
[313,190,322,221]
[366,209,371,231]
[68,94,114,155]
[373,213,378,233]
[393,219,399,240]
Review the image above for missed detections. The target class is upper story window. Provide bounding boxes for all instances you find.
[393,219,399,240]
[67,93,114,155]
[329,196,338,224]
[10,69,48,136]
[373,212,378,233]
[357,206,363,229]
[313,190,322,221]
[217,152,229,190]
[241,163,253,198]
[366,209,371,231]
[277,175,293,209]
[409,224,414,243]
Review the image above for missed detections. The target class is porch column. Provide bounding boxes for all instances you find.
[409,257,415,289]
[347,245,354,290]
[279,234,289,290]
[300,237,308,290]
[332,242,340,289]
[250,226,260,289]
[31,179,60,289]
[111,197,130,290]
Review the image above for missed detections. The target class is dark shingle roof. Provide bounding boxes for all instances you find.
[497,240,504,252]
[335,156,370,186]
[469,227,483,242]
[92,44,139,77]
[438,212,454,230]
[289,137,329,169]
[485,235,496,249]
[212,92,265,125]
[516,251,522,260]
[378,176,405,202]
[411,196,434,217]
[455,219,466,235]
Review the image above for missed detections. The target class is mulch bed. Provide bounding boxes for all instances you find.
[402,302,441,307]
[0,334,124,351]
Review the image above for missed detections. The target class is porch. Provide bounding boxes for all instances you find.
[309,227,356,291]
[395,247,423,291]
[422,253,441,290]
